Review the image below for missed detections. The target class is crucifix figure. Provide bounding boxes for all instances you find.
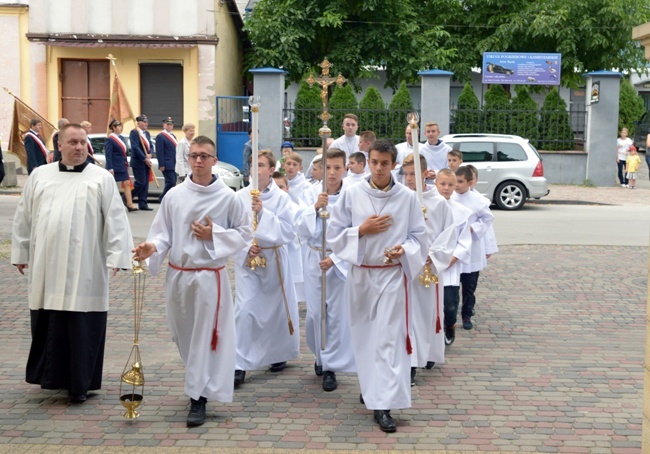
[305,58,347,127]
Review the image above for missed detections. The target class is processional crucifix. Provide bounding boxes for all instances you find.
[305,58,347,350]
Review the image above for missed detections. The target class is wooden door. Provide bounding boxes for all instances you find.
[61,60,110,130]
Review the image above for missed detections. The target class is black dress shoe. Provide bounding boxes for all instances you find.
[234,369,245,387]
[127,206,139,212]
[373,410,397,433]
[269,361,286,372]
[322,371,337,392]
[410,367,416,387]
[425,361,435,370]
[314,361,323,376]
[140,206,153,211]
[187,397,207,427]
[359,393,364,404]
[69,393,87,404]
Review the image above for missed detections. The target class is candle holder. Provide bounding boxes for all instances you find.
[118,261,146,419]
[419,264,438,288]
[383,247,397,265]
[246,189,266,270]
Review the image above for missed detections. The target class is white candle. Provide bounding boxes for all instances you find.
[408,112,425,209]
[249,96,260,190]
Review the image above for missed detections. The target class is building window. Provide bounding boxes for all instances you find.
[140,63,184,126]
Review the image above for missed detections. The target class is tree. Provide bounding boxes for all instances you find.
[244,0,650,88]
[358,85,386,137]
[539,88,573,150]
[243,0,455,90]
[387,81,414,142]
[453,82,481,133]
[618,79,646,135]
[483,84,510,134]
[448,0,650,87]
[510,85,539,146]
[328,84,358,137]
[291,81,323,147]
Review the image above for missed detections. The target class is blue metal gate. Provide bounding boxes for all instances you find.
[216,96,250,170]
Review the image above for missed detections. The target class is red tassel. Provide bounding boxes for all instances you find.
[211,329,218,351]
[406,334,413,355]
[436,315,442,334]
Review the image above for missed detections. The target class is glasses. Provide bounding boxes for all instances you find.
[188,153,215,161]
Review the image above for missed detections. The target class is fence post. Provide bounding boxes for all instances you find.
[583,71,623,186]
[249,67,288,158]
[418,69,454,141]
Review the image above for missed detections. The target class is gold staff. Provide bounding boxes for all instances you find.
[305,58,347,350]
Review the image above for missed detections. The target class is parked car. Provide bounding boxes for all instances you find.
[633,112,650,151]
[441,133,549,210]
[88,133,243,194]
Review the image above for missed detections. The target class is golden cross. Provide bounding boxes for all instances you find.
[305,58,347,126]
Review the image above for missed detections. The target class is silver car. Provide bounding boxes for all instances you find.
[88,133,243,194]
[442,133,549,210]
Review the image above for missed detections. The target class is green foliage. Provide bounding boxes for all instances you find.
[243,0,455,89]
[618,79,646,135]
[358,85,387,137]
[387,81,414,141]
[483,84,510,134]
[453,82,481,133]
[291,81,323,147]
[244,0,650,88]
[510,85,539,146]
[539,88,574,150]
[329,84,359,136]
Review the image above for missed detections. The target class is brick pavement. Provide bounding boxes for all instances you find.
[0,233,644,452]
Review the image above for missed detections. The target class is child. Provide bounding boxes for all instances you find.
[297,148,356,392]
[309,154,323,185]
[234,150,300,385]
[450,167,494,336]
[401,154,456,385]
[466,165,498,260]
[346,151,369,185]
[284,152,311,204]
[276,141,295,174]
[273,171,289,192]
[327,139,427,433]
[434,169,472,348]
[447,150,463,172]
[626,145,641,189]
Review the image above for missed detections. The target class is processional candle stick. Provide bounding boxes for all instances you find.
[246,96,265,271]
[408,112,437,288]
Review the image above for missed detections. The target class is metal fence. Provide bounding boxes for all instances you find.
[282,103,587,151]
[450,107,587,150]
[283,103,419,147]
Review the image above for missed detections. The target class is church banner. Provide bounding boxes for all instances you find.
[482,52,561,85]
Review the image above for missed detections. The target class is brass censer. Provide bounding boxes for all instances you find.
[119,260,147,419]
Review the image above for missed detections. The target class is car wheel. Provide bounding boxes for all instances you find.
[495,181,526,210]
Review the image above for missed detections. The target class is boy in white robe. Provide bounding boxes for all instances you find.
[327,139,427,433]
[451,166,494,335]
[283,153,309,302]
[346,151,370,186]
[401,155,456,385]
[12,124,134,404]
[435,169,472,347]
[132,136,251,427]
[298,149,356,392]
[234,150,300,384]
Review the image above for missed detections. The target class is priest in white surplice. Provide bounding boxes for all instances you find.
[133,136,251,427]
[401,155,456,385]
[234,150,300,385]
[12,124,133,404]
[327,140,427,433]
